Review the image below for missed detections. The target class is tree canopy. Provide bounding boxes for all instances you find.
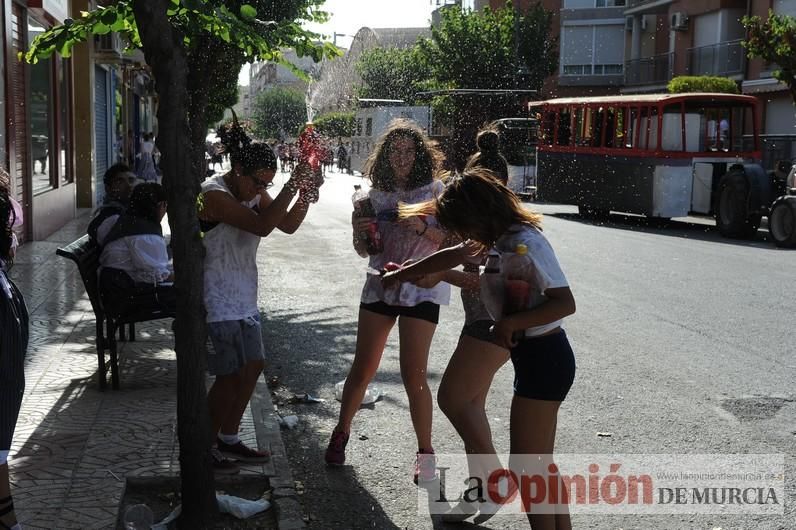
[355,47,432,104]
[743,10,796,104]
[252,86,307,139]
[312,111,355,138]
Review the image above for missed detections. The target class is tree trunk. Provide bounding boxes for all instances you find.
[131,1,218,526]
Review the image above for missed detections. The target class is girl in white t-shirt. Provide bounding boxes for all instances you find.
[392,168,576,528]
[325,119,450,484]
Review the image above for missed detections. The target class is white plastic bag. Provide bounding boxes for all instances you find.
[216,494,271,519]
[335,380,382,405]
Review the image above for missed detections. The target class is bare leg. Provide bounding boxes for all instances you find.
[438,335,509,456]
[333,308,395,434]
[397,315,437,450]
[207,372,242,438]
[220,359,265,436]
[509,397,571,530]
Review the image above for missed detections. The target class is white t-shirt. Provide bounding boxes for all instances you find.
[360,180,450,307]
[98,227,172,284]
[201,174,261,323]
[493,224,569,337]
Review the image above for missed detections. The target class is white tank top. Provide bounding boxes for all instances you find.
[201,174,261,322]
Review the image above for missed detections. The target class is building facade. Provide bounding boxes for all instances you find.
[1,0,153,241]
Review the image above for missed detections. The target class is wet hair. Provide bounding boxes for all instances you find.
[362,118,443,192]
[218,121,277,174]
[399,168,542,247]
[103,163,132,187]
[0,182,14,263]
[465,126,508,184]
[128,182,167,225]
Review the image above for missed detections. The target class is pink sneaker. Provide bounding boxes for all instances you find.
[414,448,437,484]
[325,430,350,466]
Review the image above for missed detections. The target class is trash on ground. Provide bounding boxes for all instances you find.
[596,432,613,437]
[267,375,281,389]
[216,493,271,519]
[123,504,153,530]
[278,414,299,429]
[290,393,326,404]
[359,434,369,441]
[152,504,181,530]
[335,380,383,405]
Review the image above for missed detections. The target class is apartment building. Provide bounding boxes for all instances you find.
[623,0,795,135]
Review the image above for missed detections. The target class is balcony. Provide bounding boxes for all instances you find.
[624,0,674,16]
[624,52,674,86]
[687,40,745,77]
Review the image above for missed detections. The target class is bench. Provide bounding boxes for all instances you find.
[56,235,175,390]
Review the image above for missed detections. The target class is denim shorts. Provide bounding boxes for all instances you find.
[510,330,576,401]
[207,314,265,376]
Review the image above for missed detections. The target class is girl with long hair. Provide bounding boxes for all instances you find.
[325,119,450,485]
[388,169,576,529]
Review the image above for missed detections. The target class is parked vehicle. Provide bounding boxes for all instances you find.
[768,161,796,247]
[530,93,792,244]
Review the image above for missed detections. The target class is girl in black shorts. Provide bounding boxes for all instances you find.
[325,120,450,486]
[396,168,576,529]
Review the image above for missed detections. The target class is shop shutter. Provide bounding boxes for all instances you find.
[94,66,109,205]
[9,5,29,209]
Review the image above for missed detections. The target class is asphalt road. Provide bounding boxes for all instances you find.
[258,168,795,530]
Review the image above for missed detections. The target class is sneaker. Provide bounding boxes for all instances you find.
[325,430,350,466]
[211,447,239,475]
[414,448,437,484]
[217,438,271,463]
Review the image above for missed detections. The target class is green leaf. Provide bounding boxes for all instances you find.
[240,4,257,21]
[100,8,117,26]
[94,22,111,35]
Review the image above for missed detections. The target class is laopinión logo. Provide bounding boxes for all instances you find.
[418,453,785,516]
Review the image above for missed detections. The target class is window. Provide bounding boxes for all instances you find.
[28,17,54,194]
[556,109,572,146]
[58,58,72,184]
[561,25,624,76]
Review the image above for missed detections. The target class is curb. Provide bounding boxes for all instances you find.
[251,378,306,529]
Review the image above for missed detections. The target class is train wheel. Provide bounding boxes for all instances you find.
[715,171,761,239]
[769,196,796,248]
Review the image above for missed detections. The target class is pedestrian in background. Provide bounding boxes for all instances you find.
[325,119,450,485]
[87,163,135,246]
[397,168,576,529]
[137,133,159,183]
[198,121,320,475]
[465,126,508,183]
[0,174,29,530]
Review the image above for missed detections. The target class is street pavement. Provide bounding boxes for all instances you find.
[259,168,796,529]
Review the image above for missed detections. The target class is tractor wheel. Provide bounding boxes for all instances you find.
[715,171,762,239]
[768,196,796,248]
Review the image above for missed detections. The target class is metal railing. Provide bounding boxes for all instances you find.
[624,52,674,86]
[687,39,745,77]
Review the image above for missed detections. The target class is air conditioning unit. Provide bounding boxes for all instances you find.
[94,32,125,63]
[671,12,689,31]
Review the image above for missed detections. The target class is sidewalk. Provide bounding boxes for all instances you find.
[7,212,302,529]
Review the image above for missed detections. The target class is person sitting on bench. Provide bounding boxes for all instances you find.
[98,182,175,317]
[88,164,136,245]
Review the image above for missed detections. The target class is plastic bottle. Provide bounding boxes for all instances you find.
[351,185,383,255]
[298,122,322,171]
[335,380,382,405]
[503,243,533,341]
[479,250,504,321]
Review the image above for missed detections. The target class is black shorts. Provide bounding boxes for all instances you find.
[510,330,575,401]
[461,319,498,344]
[360,301,440,325]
